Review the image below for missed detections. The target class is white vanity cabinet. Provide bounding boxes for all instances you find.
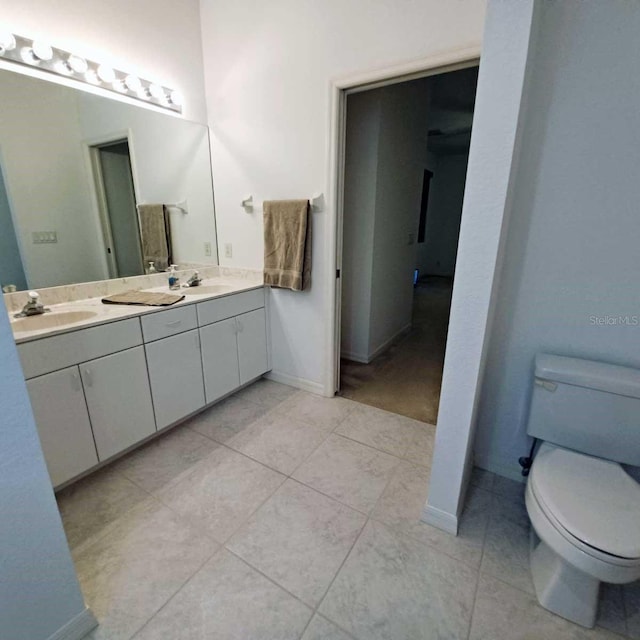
[26,366,98,487]
[17,285,269,489]
[80,346,156,460]
[145,329,206,429]
[197,288,269,403]
[200,317,241,403]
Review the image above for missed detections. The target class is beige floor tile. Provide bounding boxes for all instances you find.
[292,434,399,513]
[596,584,628,636]
[226,409,332,474]
[133,550,312,640]
[402,421,436,467]
[371,460,490,568]
[278,391,355,430]
[470,466,496,491]
[492,474,526,501]
[57,467,149,551]
[301,615,355,640]
[75,498,217,640]
[320,520,478,640]
[187,394,266,444]
[227,479,366,606]
[158,446,285,543]
[480,492,535,594]
[470,574,623,640]
[233,378,298,410]
[112,425,219,493]
[335,403,422,457]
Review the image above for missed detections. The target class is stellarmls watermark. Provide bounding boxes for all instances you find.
[589,315,639,326]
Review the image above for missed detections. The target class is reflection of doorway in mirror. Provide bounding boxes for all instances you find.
[90,139,145,278]
[0,153,28,291]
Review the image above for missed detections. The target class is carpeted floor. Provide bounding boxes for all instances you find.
[339,276,453,424]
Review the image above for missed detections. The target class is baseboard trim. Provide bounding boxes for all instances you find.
[340,350,369,364]
[474,453,526,484]
[368,322,412,362]
[265,370,326,396]
[421,503,459,535]
[47,607,98,640]
[341,323,412,365]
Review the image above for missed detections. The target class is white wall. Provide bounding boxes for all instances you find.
[200,0,487,389]
[369,81,430,356]
[0,73,106,288]
[416,152,468,278]
[340,91,380,362]
[0,294,92,640]
[0,2,209,637]
[474,0,640,479]
[341,80,430,363]
[425,0,538,531]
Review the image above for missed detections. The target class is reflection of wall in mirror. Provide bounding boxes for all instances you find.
[0,69,219,291]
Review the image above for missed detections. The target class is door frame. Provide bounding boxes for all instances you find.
[84,129,141,279]
[324,48,481,395]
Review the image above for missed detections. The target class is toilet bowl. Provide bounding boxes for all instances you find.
[525,442,640,627]
[523,354,640,627]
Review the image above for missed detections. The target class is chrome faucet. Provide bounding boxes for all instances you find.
[15,291,50,318]
[185,271,202,287]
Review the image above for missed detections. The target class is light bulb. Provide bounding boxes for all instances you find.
[67,54,88,74]
[0,31,16,55]
[97,64,115,83]
[32,41,53,61]
[124,74,142,93]
[169,90,183,107]
[113,79,127,93]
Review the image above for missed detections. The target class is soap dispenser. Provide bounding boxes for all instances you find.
[168,265,180,290]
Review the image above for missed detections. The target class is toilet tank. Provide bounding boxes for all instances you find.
[527,354,640,466]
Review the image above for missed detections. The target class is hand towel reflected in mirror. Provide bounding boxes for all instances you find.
[137,204,173,272]
[263,199,311,292]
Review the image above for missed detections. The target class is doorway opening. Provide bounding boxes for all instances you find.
[337,65,479,424]
[90,139,144,278]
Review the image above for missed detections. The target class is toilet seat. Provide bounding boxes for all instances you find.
[530,443,640,562]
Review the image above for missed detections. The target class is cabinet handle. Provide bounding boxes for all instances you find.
[83,367,93,388]
[237,319,244,333]
[70,370,81,392]
[195,332,201,349]
[166,320,182,328]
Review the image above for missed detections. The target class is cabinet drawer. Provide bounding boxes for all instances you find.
[141,304,197,343]
[18,318,142,379]
[197,288,265,327]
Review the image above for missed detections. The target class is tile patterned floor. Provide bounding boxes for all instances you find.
[55,379,640,640]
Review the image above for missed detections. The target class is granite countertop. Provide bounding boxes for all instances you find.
[8,277,264,343]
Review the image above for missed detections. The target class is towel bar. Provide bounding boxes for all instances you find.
[241,193,323,212]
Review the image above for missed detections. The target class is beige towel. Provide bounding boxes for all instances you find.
[137,204,173,271]
[263,199,311,291]
[102,290,184,306]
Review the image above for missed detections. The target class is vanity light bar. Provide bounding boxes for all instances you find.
[0,32,183,113]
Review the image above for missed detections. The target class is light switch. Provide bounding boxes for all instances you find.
[32,231,58,244]
[204,242,212,257]
[224,243,233,258]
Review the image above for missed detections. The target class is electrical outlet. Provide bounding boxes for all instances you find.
[204,241,212,257]
[224,243,233,258]
[407,232,415,245]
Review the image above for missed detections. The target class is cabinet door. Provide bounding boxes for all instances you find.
[237,308,269,385]
[26,366,98,487]
[199,317,240,404]
[81,346,156,461]
[145,329,205,429]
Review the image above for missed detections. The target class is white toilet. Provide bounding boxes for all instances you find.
[525,354,640,628]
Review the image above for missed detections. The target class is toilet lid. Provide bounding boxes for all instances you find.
[531,443,640,559]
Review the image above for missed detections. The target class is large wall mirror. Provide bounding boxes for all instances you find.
[0,68,218,292]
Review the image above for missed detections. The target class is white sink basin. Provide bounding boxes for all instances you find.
[181,284,235,295]
[11,310,98,332]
